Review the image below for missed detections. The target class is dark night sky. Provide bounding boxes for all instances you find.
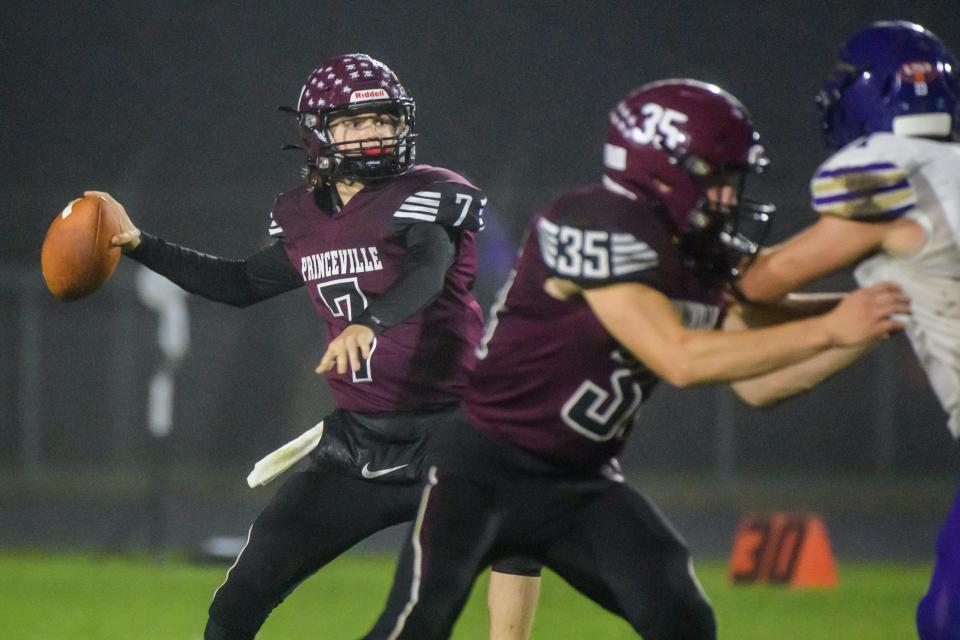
[2,1,957,473]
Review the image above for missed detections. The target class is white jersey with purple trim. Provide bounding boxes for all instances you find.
[811,133,960,437]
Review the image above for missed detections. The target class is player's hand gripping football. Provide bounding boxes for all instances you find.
[823,282,910,346]
[316,324,375,375]
[84,190,142,252]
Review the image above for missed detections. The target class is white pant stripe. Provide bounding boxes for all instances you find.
[386,465,439,640]
[209,524,255,604]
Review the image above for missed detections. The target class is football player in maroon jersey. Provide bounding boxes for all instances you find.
[358,80,910,640]
[87,53,540,640]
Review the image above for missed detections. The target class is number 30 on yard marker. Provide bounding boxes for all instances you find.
[727,512,838,589]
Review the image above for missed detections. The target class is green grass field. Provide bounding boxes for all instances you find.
[0,551,929,639]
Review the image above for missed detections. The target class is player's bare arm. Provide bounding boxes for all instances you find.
[582,279,908,387]
[739,215,922,303]
[719,291,884,405]
[729,341,878,407]
[722,302,880,406]
[731,291,844,326]
[724,292,885,405]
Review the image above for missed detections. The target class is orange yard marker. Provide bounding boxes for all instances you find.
[728,512,837,588]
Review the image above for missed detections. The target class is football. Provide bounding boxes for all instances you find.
[41,195,122,301]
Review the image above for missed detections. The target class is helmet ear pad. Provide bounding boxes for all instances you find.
[298,115,332,169]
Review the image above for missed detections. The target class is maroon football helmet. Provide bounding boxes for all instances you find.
[291,53,416,182]
[603,79,773,279]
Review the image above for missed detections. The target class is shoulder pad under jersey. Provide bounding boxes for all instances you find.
[811,136,916,222]
[392,181,486,232]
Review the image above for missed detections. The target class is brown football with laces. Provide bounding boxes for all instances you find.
[40,195,121,301]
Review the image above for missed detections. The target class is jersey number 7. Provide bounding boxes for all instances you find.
[317,277,376,383]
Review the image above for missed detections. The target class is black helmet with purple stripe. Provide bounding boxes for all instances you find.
[291,53,416,182]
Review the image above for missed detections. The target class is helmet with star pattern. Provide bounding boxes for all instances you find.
[291,53,416,182]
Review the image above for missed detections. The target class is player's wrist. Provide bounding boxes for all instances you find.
[124,230,151,258]
[354,311,385,336]
[123,229,142,253]
[817,314,848,349]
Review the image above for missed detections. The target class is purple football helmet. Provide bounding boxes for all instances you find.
[817,21,960,150]
[292,53,416,181]
[603,79,772,279]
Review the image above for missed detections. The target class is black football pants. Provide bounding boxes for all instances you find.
[204,466,422,640]
[361,419,716,640]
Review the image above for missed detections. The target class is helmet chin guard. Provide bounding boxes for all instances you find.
[681,195,773,284]
[307,126,416,183]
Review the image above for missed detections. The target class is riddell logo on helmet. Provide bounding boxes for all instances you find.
[350,88,389,103]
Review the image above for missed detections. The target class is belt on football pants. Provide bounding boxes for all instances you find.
[246,421,325,487]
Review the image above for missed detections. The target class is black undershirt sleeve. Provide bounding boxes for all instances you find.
[126,233,304,307]
[354,223,457,335]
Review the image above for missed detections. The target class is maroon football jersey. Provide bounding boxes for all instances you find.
[270,165,485,412]
[463,183,725,469]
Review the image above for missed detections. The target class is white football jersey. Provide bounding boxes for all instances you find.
[811,133,960,437]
